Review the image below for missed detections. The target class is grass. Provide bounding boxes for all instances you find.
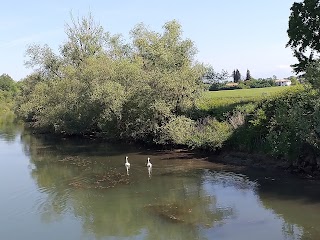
[194,86,292,120]
[203,86,291,99]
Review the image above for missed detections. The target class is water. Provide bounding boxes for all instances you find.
[1,123,320,240]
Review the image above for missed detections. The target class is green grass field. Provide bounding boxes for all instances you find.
[195,86,292,118]
[203,86,290,99]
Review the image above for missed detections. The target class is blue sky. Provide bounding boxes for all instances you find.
[0,0,297,81]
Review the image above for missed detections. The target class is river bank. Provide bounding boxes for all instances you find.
[21,120,320,180]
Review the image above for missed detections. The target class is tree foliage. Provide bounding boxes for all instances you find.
[0,73,17,122]
[17,15,210,144]
[287,0,320,74]
[61,13,107,67]
[305,60,320,89]
[203,66,229,84]
[0,74,17,92]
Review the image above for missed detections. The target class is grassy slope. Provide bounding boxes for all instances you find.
[195,86,292,119]
[199,86,290,107]
[204,86,290,99]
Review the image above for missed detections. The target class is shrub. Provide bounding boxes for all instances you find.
[188,117,232,151]
[159,116,194,145]
[159,115,233,151]
[230,85,320,160]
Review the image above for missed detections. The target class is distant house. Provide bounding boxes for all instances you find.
[275,79,292,86]
[225,82,238,87]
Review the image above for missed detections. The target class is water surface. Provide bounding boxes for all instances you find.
[1,123,320,240]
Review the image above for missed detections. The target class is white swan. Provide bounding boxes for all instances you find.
[148,164,152,178]
[146,157,152,178]
[125,156,130,169]
[147,157,152,168]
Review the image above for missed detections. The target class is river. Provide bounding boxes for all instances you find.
[1,122,320,240]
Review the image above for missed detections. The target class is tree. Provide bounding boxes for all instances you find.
[130,20,197,72]
[25,13,108,79]
[0,74,16,92]
[245,69,252,80]
[61,13,107,67]
[25,44,62,79]
[203,66,229,84]
[287,0,320,74]
[304,60,320,89]
[18,15,205,143]
[232,69,241,83]
[288,76,299,85]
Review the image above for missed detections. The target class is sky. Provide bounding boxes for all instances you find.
[0,0,298,81]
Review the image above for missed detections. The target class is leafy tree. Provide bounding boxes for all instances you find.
[304,60,320,89]
[25,13,109,79]
[287,0,320,74]
[288,76,299,85]
[18,15,206,144]
[0,74,17,122]
[61,13,107,67]
[0,74,16,92]
[130,20,197,72]
[245,69,252,80]
[25,44,63,79]
[203,66,229,84]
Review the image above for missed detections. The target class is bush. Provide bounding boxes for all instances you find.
[160,115,233,151]
[262,87,319,160]
[209,83,242,91]
[187,117,232,151]
[209,78,277,91]
[159,116,194,145]
[230,85,320,161]
[241,78,276,88]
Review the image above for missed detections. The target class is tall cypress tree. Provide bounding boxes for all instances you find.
[245,69,252,80]
[232,70,236,82]
[233,69,241,83]
[236,69,241,82]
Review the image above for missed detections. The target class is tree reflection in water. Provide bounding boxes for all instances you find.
[259,178,320,240]
[21,133,236,239]
[0,117,22,142]
[17,130,320,240]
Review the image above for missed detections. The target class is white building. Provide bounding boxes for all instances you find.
[275,79,292,86]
